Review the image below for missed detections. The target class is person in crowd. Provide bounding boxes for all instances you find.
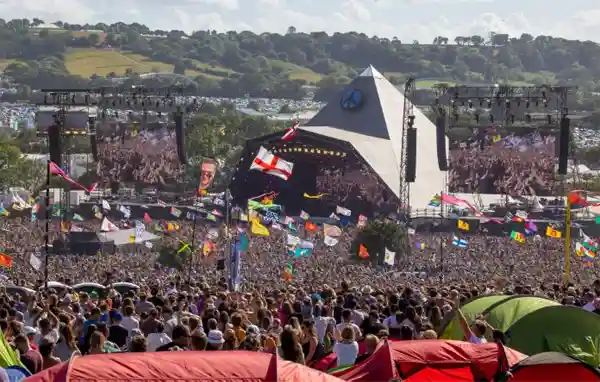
[333,326,359,367]
[156,325,190,352]
[147,322,171,352]
[206,330,225,351]
[14,334,42,374]
[38,337,61,370]
[354,334,380,364]
[280,326,305,364]
[55,324,80,361]
[300,319,324,365]
[335,309,362,341]
[107,311,129,348]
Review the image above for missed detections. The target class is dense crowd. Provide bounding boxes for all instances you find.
[96,130,184,190]
[1,211,600,374]
[449,135,558,196]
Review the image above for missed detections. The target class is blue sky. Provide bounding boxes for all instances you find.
[1,0,599,43]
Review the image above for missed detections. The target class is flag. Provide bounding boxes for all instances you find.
[237,232,249,252]
[299,210,310,220]
[129,235,136,243]
[584,251,596,262]
[524,221,537,236]
[0,207,9,217]
[177,241,191,255]
[323,224,342,237]
[358,244,369,259]
[324,236,338,246]
[230,241,242,291]
[29,253,41,271]
[73,213,84,221]
[546,226,562,239]
[119,205,131,219]
[329,213,340,220]
[60,221,71,233]
[170,207,182,217]
[407,228,416,235]
[336,206,351,216]
[305,221,317,232]
[283,263,295,281]
[457,220,470,231]
[202,241,214,256]
[492,135,502,143]
[70,225,83,232]
[167,222,180,231]
[100,217,119,232]
[249,146,294,180]
[289,246,311,257]
[281,120,299,141]
[158,200,167,207]
[384,248,395,266]
[596,216,600,224]
[101,199,111,210]
[0,254,12,269]
[510,231,525,243]
[428,195,441,207]
[143,213,152,224]
[251,220,270,236]
[286,234,302,247]
[452,236,468,248]
[303,192,329,199]
[415,241,425,249]
[581,231,598,252]
[49,161,95,192]
[145,241,153,249]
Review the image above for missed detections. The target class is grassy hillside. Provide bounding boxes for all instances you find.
[63,48,205,78]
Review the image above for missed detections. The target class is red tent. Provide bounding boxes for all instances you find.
[506,352,600,382]
[24,351,343,382]
[332,340,527,381]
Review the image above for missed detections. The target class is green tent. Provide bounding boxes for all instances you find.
[506,306,600,367]
[440,295,513,340]
[439,295,600,366]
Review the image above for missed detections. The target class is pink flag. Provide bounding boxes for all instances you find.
[49,161,96,193]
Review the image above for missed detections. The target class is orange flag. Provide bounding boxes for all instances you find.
[358,244,369,259]
[0,253,13,268]
[305,221,317,232]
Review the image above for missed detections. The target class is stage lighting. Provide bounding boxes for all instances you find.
[408,115,415,127]
[525,114,532,123]
[475,114,480,123]
[505,100,511,109]
[547,114,552,124]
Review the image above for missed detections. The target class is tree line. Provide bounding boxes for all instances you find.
[2,18,600,102]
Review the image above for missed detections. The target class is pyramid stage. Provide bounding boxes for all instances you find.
[229,66,447,218]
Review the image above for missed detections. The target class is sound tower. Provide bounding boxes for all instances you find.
[174,112,187,165]
[90,134,98,161]
[405,127,416,183]
[558,117,570,175]
[436,116,448,171]
[48,124,62,167]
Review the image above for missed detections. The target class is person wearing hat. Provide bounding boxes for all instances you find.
[156,325,190,351]
[23,326,39,352]
[206,330,225,350]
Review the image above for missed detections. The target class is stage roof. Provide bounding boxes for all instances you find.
[300,65,447,210]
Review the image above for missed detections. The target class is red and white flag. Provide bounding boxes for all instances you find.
[250,146,294,180]
[100,217,119,232]
[281,120,299,141]
[49,161,96,193]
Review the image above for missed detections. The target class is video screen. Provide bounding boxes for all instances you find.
[448,128,559,196]
[96,121,185,193]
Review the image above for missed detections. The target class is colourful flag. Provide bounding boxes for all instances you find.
[510,231,525,243]
[303,193,329,199]
[143,213,152,224]
[428,195,441,207]
[546,226,562,239]
[415,241,425,249]
[457,220,470,231]
[0,253,13,269]
[251,220,270,236]
[49,161,96,193]
[281,120,299,141]
[300,211,310,220]
[305,221,317,232]
[358,244,369,259]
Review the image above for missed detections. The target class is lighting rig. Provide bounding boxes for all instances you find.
[37,88,99,288]
[433,84,573,130]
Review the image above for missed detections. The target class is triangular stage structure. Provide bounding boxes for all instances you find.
[300,65,447,210]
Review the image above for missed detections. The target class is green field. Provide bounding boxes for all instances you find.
[269,59,322,83]
[63,48,206,78]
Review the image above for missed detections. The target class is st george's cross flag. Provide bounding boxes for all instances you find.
[250,146,294,180]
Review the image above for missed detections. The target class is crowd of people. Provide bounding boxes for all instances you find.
[0,207,599,374]
[449,133,559,196]
[96,128,184,190]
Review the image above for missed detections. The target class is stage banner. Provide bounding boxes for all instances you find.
[229,238,242,292]
[198,157,218,195]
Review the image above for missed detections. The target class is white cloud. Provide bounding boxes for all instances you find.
[185,0,239,10]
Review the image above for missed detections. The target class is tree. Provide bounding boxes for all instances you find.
[351,220,406,266]
[278,104,292,114]
[287,26,296,34]
[87,33,100,46]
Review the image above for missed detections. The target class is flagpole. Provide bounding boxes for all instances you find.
[564,194,571,284]
[439,189,444,280]
[44,159,51,289]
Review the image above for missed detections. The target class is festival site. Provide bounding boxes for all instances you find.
[0,16,599,382]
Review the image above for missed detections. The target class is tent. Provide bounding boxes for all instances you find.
[439,295,600,365]
[440,295,514,340]
[330,340,526,381]
[24,351,343,382]
[502,352,600,382]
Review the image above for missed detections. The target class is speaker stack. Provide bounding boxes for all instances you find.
[436,115,448,171]
[174,112,187,165]
[48,124,62,167]
[558,117,570,175]
[405,122,417,183]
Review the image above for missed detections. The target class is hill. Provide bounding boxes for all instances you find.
[1,18,600,106]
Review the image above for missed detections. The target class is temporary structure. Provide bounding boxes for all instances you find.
[330,340,526,381]
[501,352,600,382]
[25,351,343,382]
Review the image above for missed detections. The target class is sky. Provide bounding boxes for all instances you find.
[1,0,600,43]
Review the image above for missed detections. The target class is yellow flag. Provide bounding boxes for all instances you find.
[251,221,270,236]
[492,135,502,143]
[458,220,470,231]
[129,235,136,243]
[303,193,329,199]
[546,226,562,238]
